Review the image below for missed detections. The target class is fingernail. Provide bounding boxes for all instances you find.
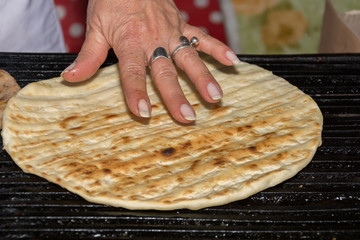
[138,99,150,118]
[207,82,222,101]
[226,51,240,65]
[180,104,196,121]
[61,62,76,76]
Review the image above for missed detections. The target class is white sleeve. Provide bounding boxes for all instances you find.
[0,0,66,52]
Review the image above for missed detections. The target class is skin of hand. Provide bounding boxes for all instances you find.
[61,0,240,123]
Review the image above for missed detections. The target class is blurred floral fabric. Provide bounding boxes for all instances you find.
[231,0,360,54]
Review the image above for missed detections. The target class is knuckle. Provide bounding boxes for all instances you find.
[172,93,186,101]
[126,88,147,98]
[178,49,198,62]
[153,65,176,80]
[125,62,144,73]
[185,25,209,39]
[121,63,146,82]
[111,18,144,48]
[197,70,214,82]
[175,50,199,70]
[190,72,214,87]
[120,17,143,37]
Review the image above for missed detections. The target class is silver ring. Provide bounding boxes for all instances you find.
[171,36,199,58]
[151,47,169,64]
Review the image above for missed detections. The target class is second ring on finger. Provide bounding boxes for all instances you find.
[171,36,199,59]
[170,35,223,103]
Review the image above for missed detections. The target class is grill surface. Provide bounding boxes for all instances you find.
[0,53,359,239]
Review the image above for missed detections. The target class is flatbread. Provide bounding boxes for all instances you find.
[0,70,20,129]
[1,58,323,210]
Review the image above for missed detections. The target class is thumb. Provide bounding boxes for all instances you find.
[61,30,110,82]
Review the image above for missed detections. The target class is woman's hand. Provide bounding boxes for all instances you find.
[61,0,239,123]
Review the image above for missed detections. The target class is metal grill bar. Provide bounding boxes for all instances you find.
[0,53,359,239]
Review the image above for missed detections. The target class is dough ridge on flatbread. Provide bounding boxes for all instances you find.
[2,58,323,210]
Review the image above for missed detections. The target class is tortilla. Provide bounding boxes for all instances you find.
[0,70,20,129]
[1,58,323,210]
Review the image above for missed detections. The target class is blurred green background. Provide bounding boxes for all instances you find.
[232,0,360,54]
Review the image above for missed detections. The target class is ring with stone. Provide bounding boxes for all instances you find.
[151,47,170,64]
[171,36,199,58]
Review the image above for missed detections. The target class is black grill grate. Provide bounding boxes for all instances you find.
[0,53,359,240]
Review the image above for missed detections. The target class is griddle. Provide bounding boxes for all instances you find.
[0,53,359,240]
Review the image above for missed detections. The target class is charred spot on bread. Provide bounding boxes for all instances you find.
[161,147,175,156]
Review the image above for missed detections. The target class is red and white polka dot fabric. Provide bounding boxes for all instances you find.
[54,0,87,53]
[53,0,227,53]
[174,0,227,45]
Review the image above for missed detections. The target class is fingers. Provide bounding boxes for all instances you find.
[150,47,195,123]
[61,25,236,123]
[61,30,110,82]
[184,26,240,66]
[171,36,223,104]
[116,45,151,119]
[119,45,196,123]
